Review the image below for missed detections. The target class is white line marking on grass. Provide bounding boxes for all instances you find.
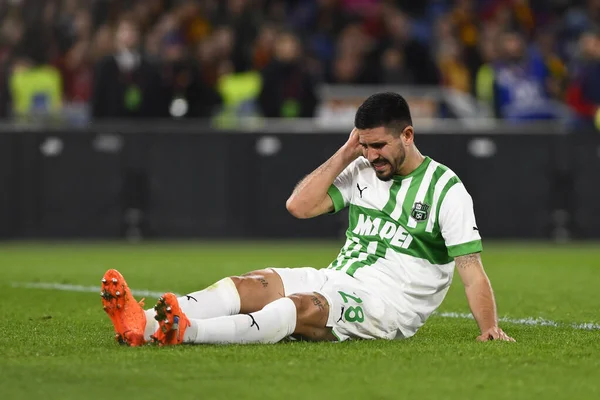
[574,322,600,330]
[12,282,600,331]
[11,282,181,299]
[435,312,600,331]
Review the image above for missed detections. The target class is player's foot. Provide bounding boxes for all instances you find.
[101,269,147,346]
[150,293,191,346]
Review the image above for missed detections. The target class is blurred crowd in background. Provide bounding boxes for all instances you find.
[2,0,600,129]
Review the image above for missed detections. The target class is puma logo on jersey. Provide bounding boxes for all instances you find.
[356,183,367,198]
[337,306,345,323]
[352,214,413,249]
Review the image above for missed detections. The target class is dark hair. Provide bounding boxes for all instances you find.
[354,92,412,134]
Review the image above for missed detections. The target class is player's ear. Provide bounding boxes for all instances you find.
[401,126,414,144]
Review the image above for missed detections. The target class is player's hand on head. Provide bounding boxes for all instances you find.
[477,327,515,342]
[343,128,363,161]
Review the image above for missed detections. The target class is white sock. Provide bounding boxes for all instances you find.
[144,309,159,340]
[142,277,242,341]
[177,277,241,319]
[184,297,297,344]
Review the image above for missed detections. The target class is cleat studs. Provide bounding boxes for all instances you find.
[112,278,118,283]
[116,334,126,345]
[166,307,172,312]
[101,278,107,283]
[115,291,121,296]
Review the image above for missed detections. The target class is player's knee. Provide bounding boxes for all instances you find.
[288,292,334,341]
[288,292,330,323]
[231,269,278,294]
[231,269,284,313]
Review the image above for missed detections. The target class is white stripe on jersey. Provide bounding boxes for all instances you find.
[407,161,440,228]
[389,177,413,221]
[425,169,457,233]
[367,241,377,254]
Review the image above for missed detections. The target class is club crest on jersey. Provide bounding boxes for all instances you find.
[411,202,430,221]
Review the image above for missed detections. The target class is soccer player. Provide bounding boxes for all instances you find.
[101,92,515,346]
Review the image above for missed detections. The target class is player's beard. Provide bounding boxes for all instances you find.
[372,149,406,182]
[372,158,393,181]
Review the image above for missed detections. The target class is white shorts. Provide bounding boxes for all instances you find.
[270,267,402,342]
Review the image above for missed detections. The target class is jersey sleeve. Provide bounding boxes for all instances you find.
[327,158,360,213]
[438,182,483,257]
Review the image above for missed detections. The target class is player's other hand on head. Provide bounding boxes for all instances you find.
[477,327,516,342]
[342,128,363,161]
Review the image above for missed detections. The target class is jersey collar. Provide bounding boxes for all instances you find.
[392,156,431,182]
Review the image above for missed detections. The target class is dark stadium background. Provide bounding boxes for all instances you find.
[0,0,599,240]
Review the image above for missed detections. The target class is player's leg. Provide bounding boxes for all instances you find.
[142,269,285,340]
[102,267,288,346]
[101,267,324,346]
[151,291,336,345]
[178,269,285,318]
[288,292,338,341]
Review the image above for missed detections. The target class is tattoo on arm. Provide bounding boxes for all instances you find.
[455,253,481,269]
[311,295,326,312]
[455,252,497,332]
[456,252,489,288]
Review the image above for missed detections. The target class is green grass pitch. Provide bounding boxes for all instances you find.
[0,241,599,400]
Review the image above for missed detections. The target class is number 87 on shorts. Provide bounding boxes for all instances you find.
[339,291,365,322]
[327,288,400,341]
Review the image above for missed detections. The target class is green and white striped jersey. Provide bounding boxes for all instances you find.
[326,156,482,337]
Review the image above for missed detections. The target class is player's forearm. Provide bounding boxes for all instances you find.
[465,278,498,333]
[286,147,356,219]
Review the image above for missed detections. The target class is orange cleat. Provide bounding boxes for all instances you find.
[150,293,191,346]
[101,269,147,346]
